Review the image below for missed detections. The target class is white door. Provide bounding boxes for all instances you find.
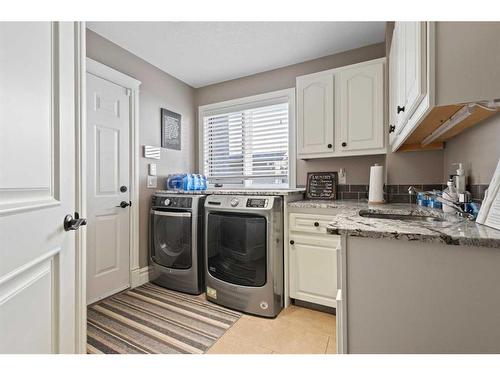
[338,60,384,152]
[86,73,130,304]
[296,73,335,156]
[0,22,79,353]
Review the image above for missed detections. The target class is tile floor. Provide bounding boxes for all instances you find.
[206,303,336,354]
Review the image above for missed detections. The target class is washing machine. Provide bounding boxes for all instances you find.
[149,192,205,295]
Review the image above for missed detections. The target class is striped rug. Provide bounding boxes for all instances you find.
[87,283,241,354]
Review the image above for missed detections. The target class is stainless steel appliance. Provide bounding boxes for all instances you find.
[150,193,205,294]
[204,195,284,317]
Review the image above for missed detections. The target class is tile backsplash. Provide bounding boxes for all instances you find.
[334,184,489,203]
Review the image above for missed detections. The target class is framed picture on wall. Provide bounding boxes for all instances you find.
[161,108,181,150]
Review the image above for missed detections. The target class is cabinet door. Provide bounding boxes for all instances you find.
[296,73,334,156]
[393,22,427,136]
[338,61,384,152]
[401,22,426,130]
[289,234,338,307]
[389,26,399,145]
[394,22,407,133]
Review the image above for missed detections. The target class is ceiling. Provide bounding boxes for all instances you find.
[87,22,386,88]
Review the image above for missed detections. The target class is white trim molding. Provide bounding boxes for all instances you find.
[86,58,141,90]
[198,88,296,188]
[130,266,154,289]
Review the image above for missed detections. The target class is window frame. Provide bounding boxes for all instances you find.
[198,88,296,189]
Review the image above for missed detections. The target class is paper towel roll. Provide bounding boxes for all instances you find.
[369,164,384,204]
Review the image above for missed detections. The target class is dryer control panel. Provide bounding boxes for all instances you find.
[246,198,268,208]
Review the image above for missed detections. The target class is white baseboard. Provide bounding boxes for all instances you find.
[130,266,153,288]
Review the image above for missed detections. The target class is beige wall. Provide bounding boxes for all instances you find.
[443,114,500,184]
[86,29,196,268]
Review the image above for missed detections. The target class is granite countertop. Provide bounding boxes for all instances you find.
[288,199,500,248]
[156,188,305,196]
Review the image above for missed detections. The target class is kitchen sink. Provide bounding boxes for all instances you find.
[358,209,444,222]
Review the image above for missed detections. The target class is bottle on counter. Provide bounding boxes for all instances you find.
[166,173,183,191]
[182,173,192,191]
[201,175,208,191]
[453,163,466,194]
[442,179,458,213]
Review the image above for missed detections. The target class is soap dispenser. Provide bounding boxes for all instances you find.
[453,163,466,194]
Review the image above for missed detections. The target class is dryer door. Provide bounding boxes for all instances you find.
[151,210,192,269]
[207,212,267,287]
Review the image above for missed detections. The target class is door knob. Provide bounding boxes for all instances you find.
[116,201,131,208]
[341,142,347,147]
[314,222,320,227]
[327,143,333,149]
[120,185,128,193]
[63,212,87,231]
[290,240,295,245]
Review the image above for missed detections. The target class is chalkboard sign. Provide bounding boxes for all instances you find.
[305,172,338,200]
[161,108,181,150]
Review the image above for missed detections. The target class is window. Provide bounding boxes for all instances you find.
[199,89,295,188]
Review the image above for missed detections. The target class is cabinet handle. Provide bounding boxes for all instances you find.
[397,105,405,114]
[341,142,347,147]
[327,143,333,149]
[389,125,396,133]
[290,240,295,245]
[314,222,320,227]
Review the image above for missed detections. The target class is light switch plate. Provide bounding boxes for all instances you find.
[149,163,157,176]
[147,175,157,188]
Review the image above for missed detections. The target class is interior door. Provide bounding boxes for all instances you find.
[0,22,79,353]
[86,73,130,304]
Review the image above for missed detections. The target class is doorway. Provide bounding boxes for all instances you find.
[85,59,141,305]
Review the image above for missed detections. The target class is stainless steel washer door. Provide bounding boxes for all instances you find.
[151,210,192,269]
[206,211,267,287]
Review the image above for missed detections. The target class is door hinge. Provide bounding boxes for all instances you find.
[125,88,132,96]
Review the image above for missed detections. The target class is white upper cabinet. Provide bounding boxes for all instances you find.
[296,58,386,159]
[337,60,384,153]
[389,28,399,145]
[296,73,334,157]
[390,22,427,139]
[389,22,500,152]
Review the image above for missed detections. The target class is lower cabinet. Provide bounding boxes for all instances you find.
[289,213,339,308]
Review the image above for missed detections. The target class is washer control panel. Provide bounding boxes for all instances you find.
[152,196,192,208]
[205,195,275,210]
[246,198,268,208]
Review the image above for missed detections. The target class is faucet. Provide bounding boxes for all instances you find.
[407,186,475,220]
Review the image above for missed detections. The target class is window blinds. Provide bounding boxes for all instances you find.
[203,102,289,187]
